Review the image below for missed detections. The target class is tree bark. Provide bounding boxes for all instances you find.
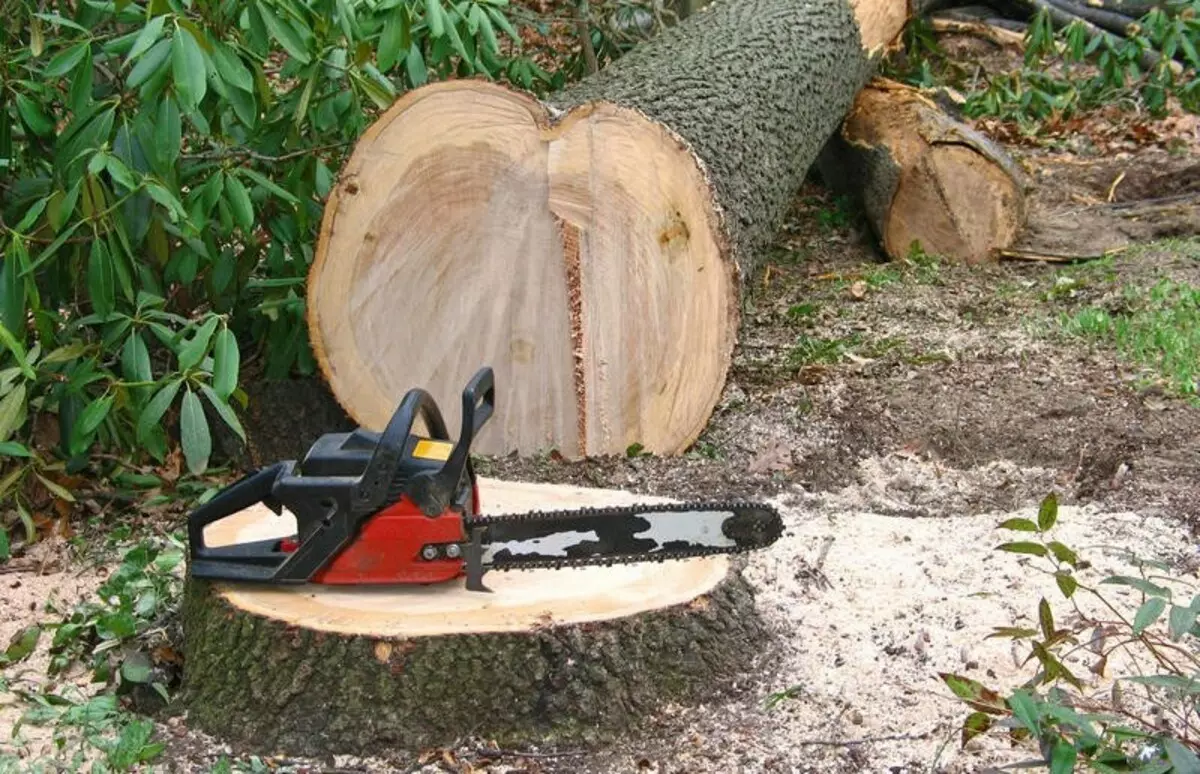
[816,79,1028,264]
[179,477,773,758]
[305,0,942,461]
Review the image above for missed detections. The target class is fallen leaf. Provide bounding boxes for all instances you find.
[749,442,793,474]
[849,280,868,300]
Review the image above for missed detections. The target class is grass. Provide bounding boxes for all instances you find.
[1059,278,1200,398]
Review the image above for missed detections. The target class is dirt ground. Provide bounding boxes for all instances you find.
[3,24,1200,774]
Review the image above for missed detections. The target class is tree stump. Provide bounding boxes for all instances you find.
[179,476,772,758]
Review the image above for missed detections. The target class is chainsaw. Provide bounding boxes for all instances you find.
[186,366,784,592]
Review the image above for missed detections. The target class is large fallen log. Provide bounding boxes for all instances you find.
[305,0,942,460]
[179,476,770,757]
[816,78,1028,264]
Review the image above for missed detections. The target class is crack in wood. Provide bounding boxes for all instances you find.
[555,214,588,455]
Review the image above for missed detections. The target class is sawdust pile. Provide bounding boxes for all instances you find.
[611,454,1196,774]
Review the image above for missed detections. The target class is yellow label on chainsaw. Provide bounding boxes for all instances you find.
[412,439,453,461]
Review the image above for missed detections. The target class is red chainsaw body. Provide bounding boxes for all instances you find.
[278,485,481,585]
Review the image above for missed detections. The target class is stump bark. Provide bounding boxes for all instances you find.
[305,0,940,461]
[179,476,772,757]
[816,78,1028,264]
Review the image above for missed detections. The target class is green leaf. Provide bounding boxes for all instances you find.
[477,8,499,54]
[1054,571,1077,599]
[1037,492,1058,531]
[0,241,28,336]
[200,383,245,442]
[1049,740,1077,774]
[0,383,27,443]
[1,625,41,666]
[105,156,137,192]
[961,711,991,746]
[172,24,208,111]
[1006,690,1041,736]
[1164,738,1200,774]
[178,315,220,372]
[137,378,182,442]
[0,323,35,380]
[1133,597,1167,634]
[0,441,32,458]
[379,10,406,70]
[127,38,172,89]
[121,331,153,386]
[256,3,312,64]
[1124,674,1200,693]
[485,5,518,40]
[239,168,301,205]
[120,651,153,683]
[1038,597,1054,640]
[35,473,76,503]
[211,328,239,400]
[426,0,445,36]
[212,42,254,93]
[997,517,1039,532]
[1168,603,1198,641]
[996,541,1047,557]
[938,673,1007,714]
[985,626,1039,640]
[126,13,167,64]
[0,525,8,562]
[1046,541,1079,567]
[71,393,113,452]
[224,175,254,232]
[15,95,56,137]
[156,96,182,169]
[1100,575,1171,598]
[335,0,360,41]
[45,41,89,78]
[404,41,427,86]
[179,388,211,475]
[87,239,116,317]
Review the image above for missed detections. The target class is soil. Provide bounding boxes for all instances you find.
[2,18,1200,774]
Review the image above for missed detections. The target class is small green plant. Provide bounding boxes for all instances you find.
[787,333,861,366]
[940,493,1200,772]
[886,0,1199,128]
[2,535,183,770]
[1058,278,1200,398]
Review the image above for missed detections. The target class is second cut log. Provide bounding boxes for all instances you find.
[817,79,1028,264]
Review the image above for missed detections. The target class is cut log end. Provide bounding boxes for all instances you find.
[179,477,770,757]
[819,79,1027,264]
[307,79,738,460]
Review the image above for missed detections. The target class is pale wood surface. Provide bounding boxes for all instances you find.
[306,81,734,460]
[202,476,730,637]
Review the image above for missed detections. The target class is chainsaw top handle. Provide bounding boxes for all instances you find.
[404,366,494,516]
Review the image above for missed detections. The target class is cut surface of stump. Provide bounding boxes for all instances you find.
[180,476,771,757]
[305,0,936,460]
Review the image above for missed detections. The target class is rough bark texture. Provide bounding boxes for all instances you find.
[543,0,879,280]
[816,79,1027,264]
[178,567,772,757]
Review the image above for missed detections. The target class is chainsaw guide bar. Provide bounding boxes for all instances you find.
[187,366,783,593]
